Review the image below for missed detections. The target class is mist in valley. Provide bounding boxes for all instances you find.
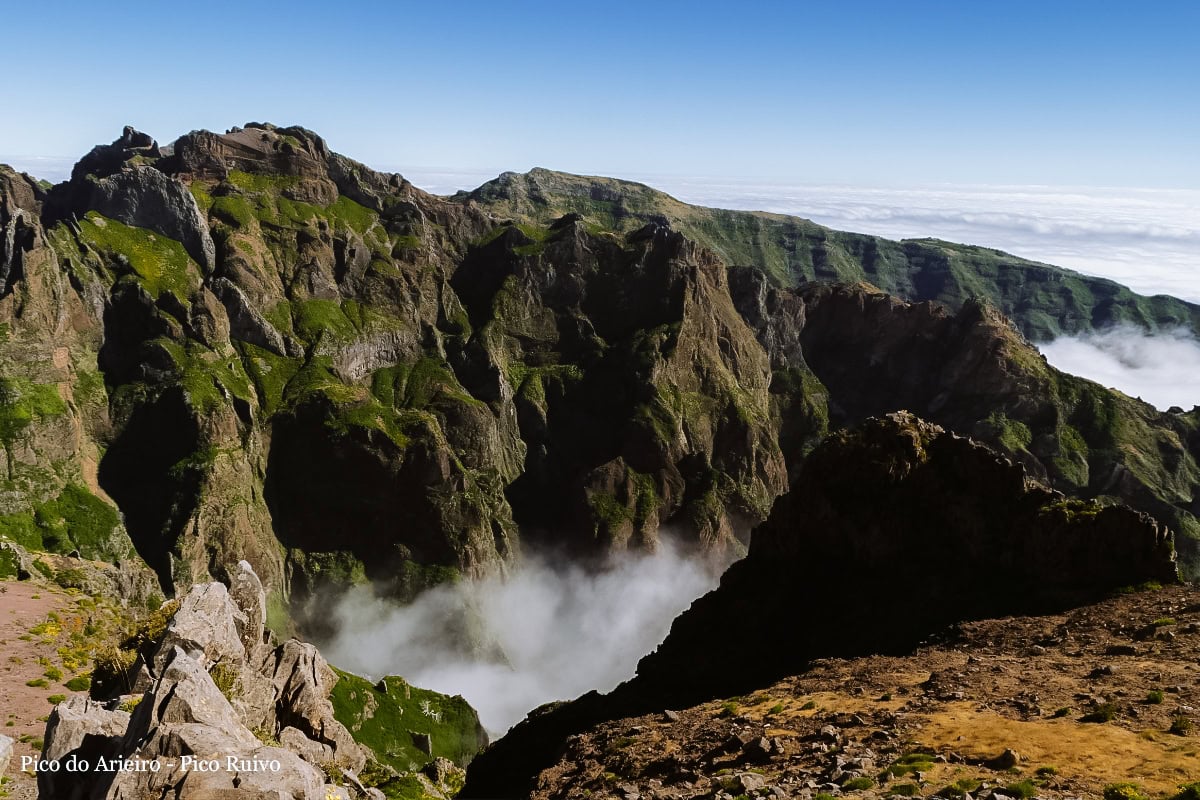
[317,540,731,735]
[1039,325,1200,412]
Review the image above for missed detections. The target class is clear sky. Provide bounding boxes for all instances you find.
[3,0,1197,188]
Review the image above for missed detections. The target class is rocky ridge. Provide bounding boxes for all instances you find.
[1,122,1198,627]
[37,560,484,800]
[523,582,1200,800]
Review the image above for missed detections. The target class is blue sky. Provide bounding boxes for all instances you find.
[3,1,1197,187]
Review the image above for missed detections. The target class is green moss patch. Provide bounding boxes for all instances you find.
[0,377,67,445]
[329,667,486,773]
[33,483,122,560]
[78,213,199,302]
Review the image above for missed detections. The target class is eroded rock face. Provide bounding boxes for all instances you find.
[42,565,372,799]
[6,122,1200,614]
[38,697,130,799]
[461,413,1179,798]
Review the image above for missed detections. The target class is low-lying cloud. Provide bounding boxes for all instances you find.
[317,541,729,735]
[1039,325,1200,411]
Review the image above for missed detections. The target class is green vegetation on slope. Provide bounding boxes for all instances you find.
[77,213,200,302]
[329,667,486,773]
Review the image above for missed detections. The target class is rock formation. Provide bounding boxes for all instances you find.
[39,562,484,800]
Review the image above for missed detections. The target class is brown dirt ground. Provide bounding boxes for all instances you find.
[0,577,97,799]
[530,584,1200,800]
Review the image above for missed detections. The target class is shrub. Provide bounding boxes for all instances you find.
[209,662,239,701]
[1170,715,1193,736]
[64,675,90,692]
[1104,783,1150,800]
[46,694,66,704]
[1005,780,1038,799]
[1173,782,1200,800]
[1147,690,1165,704]
[1082,702,1119,723]
[842,777,874,790]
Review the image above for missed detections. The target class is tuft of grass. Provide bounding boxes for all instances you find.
[718,701,739,717]
[766,703,784,716]
[1169,715,1193,736]
[1082,702,1119,723]
[842,776,874,791]
[64,675,90,692]
[1146,690,1165,704]
[46,694,66,704]
[885,752,936,778]
[1005,780,1038,800]
[24,678,48,688]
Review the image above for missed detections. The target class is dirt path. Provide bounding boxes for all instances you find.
[0,577,92,799]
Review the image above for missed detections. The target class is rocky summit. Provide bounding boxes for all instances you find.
[1,122,1199,799]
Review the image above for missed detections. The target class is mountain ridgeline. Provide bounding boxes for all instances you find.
[1,123,1199,624]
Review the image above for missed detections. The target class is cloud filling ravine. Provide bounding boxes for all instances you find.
[317,540,730,734]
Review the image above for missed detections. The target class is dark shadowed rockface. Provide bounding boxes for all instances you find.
[460,412,1178,798]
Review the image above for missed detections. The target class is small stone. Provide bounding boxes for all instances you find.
[990,748,1020,769]
[743,736,772,762]
[663,709,680,722]
[737,772,768,793]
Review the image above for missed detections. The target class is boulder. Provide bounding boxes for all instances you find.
[270,640,367,771]
[38,697,130,800]
[153,582,247,673]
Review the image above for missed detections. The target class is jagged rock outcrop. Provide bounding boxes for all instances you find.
[461,412,1179,798]
[41,565,388,799]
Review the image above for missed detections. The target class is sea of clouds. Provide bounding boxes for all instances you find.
[318,541,728,734]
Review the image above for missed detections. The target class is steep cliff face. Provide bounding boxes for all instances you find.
[734,280,1200,570]
[461,413,1179,798]
[466,168,1200,340]
[0,125,790,612]
[2,123,1199,623]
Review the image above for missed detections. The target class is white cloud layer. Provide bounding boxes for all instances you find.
[317,542,727,735]
[1040,325,1200,411]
